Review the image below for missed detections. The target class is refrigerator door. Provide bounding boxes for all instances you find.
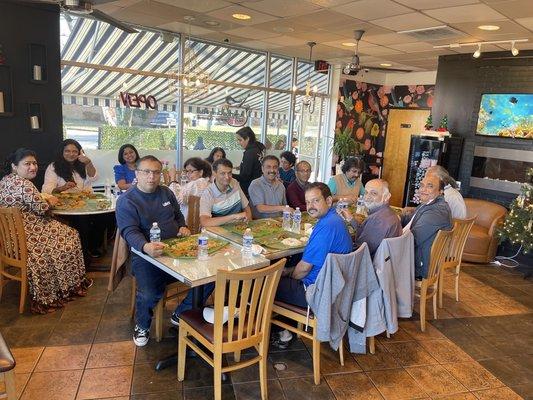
[403,136,443,207]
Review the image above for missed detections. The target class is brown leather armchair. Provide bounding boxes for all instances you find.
[462,198,507,263]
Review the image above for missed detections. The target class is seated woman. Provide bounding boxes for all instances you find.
[0,148,91,314]
[168,158,212,221]
[205,147,226,165]
[42,139,97,194]
[327,157,365,203]
[279,150,297,188]
[114,144,140,191]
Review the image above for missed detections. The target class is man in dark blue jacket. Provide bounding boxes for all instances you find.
[116,155,191,347]
[402,173,452,279]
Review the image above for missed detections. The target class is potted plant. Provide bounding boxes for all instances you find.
[332,129,361,174]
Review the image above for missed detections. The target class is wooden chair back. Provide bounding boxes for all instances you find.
[187,195,201,235]
[212,258,286,353]
[448,217,476,266]
[0,207,28,313]
[426,228,454,281]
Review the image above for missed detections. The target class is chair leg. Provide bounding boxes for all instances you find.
[19,277,27,314]
[338,338,345,366]
[259,350,268,400]
[4,369,16,400]
[296,322,303,337]
[438,270,444,309]
[213,352,223,400]
[234,350,241,363]
[455,266,460,302]
[312,338,321,385]
[177,326,187,381]
[433,293,438,321]
[130,278,136,319]
[419,291,427,332]
[154,298,164,342]
[368,337,376,354]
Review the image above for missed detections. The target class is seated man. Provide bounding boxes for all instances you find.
[286,160,311,211]
[402,173,452,279]
[276,182,353,308]
[248,155,292,219]
[116,155,191,347]
[426,165,466,219]
[199,158,252,227]
[341,179,402,256]
[279,150,297,188]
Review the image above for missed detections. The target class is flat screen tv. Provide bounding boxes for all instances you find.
[476,93,532,139]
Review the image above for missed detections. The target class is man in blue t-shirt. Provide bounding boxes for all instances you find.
[275,182,352,308]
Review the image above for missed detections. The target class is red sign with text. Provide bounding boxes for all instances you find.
[119,92,158,109]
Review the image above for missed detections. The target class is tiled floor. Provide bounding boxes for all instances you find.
[0,261,531,400]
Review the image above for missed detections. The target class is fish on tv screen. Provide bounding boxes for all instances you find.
[476,94,532,139]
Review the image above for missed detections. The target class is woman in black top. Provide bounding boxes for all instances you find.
[233,127,265,197]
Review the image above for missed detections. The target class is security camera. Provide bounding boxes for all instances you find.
[223,38,230,43]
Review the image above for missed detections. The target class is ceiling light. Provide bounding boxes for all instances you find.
[478,25,500,31]
[204,20,220,27]
[342,42,357,47]
[511,41,519,56]
[434,38,528,49]
[380,63,392,67]
[473,43,481,58]
[232,13,251,20]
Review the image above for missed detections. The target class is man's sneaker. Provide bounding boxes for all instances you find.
[133,325,149,347]
[270,330,293,350]
[170,313,180,327]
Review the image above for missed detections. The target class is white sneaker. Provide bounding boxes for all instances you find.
[133,325,149,347]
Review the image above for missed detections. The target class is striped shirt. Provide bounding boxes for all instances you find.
[200,178,249,217]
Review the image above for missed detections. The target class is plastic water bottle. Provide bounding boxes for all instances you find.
[336,197,347,214]
[198,228,209,260]
[242,228,253,258]
[180,170,188,187]
[292,207,302,233]
[282,205,292,231]
[149,222,161,243]
[356,195,366,216]
[104,179,111,199]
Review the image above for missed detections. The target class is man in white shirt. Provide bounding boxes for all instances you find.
[426,166,467,219]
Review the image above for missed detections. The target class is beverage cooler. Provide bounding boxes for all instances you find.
[403,135,463,207]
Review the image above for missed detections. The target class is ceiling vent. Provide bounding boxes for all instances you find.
[398,25,465,41]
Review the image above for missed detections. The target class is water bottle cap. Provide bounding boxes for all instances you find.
[296,207,300,210]
[152,222,158,227]
[245,228,251,233]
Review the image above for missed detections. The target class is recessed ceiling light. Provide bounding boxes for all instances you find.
[204,20,220,27]
[232,13,251,20]
[478,25,500,31]
[380,63,392,67]
[342,42,357,47]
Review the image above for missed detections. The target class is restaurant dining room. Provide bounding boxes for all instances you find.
[0,0,533,399]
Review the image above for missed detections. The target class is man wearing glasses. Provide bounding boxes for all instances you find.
[116,155,191,347]
[286,160,312,211]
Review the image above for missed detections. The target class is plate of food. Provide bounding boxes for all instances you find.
[162,235,229,259]
[225,219,282,238]
[256,231,308,250]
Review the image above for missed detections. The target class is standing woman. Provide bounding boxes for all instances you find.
[42,139,97,194]
[0,148,91,314]
[168,158,211,221]
[233,127,265,197]
[114,144,140,191]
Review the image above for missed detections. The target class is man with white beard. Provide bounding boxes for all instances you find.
[341,179,402,257]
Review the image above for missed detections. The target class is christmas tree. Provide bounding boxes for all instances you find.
[424,114,433,130]
[437,114,448,132]
[499,168,533,253]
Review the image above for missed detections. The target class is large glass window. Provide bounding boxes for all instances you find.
[60,15,330,185]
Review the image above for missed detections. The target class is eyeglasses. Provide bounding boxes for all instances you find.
[185,168,199,174]
[296,169,311,173]
[137,169,162,176]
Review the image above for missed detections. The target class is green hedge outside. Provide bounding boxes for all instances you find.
[99,126,288,151]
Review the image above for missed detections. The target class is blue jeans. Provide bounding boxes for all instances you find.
[275,277,307,308]
[132,256,215,330]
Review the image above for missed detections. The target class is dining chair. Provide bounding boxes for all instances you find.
[415,229,453,332]
[186,195,201,235]
[177,259,286,400]
[0,207,28,314]
[438,217,476,308]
